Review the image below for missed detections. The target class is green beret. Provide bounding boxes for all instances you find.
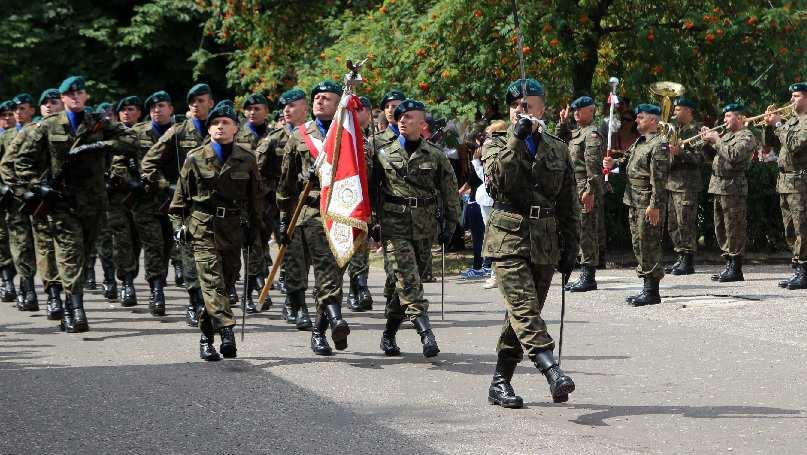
[144,90,171,110]
[789,82,807,93]
[186,83,212,104]
[95,102,113,113]
[673,97,697,110]
[0,101,13,113]
[506,79,545,105]
[38,88,60,106]
[393,99,426,121]
[380,90,406,109]
[115,96,142,112]
[359,96,371,109]
[570,95,594,110]
[206,99,239,128]
[59,75,86,94]
[13,93,35,106]
[311,80,343,99]
[722,102,745,114]
[634,103,662,116]
[242,93,269,109]
[278,88,305,107]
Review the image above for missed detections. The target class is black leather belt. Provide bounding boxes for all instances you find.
[193,204,240,218]
[711,172,742,178]
[384,194,436,208]
[493,202,554,220]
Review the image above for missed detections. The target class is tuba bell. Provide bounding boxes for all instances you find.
[648,81,686,145]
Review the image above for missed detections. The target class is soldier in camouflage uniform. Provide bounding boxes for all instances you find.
[765,83,807,289]
[604,103,669,306]
[141,83,213,326]
[15,75,138,333]
[0,101,15,302]
[170,100,264,361]
[482,79,579,408]
[0,101,14,132]
[664,97,703,275]
[110,91,176,316]
[278,80,357,355]
[556,95,603,292]
[701,103,757,283]
[89,102,118,302]
[369,99,459,358]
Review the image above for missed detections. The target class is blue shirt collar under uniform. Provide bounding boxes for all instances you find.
[315,117,330,138]
[151,121,170,137]
[388,123,400,138]
[192,117,205,137]
[66,110,82,134]
[211,141,232,163]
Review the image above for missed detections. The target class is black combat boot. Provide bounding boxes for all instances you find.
[664,254,682,274]
[628,277,662,306]
[101,258,117,301]
[245,275,259,314]
[66,294,89,333]
[219,326,237,358]
[779,263,799,288]
[173,262,184,287]
[59,295,74,332]
[46,283,64,320]
[534,350,575,403]
[787,263,807,290]
[354,273,373,311]
[120,273,138,307]
[597,248,607,270]
[258,275,273,312]
[413,315,440,358]
[671,253,695,275]
[488,356,524,409]
[380,317,403,356]
[311,286,320,307]
[277,269,287,294]
[718,256,744,282]
[227,284,238,307]
[346,278,359,311]
[281,290,300,324]
[310,310,333,356]
[18,277,39,311]
[296,298,313,331]
[566,265,597,292]
[149,277,166,316]
[1,265,17,303]
[199,318,220,361]
[711,259,731,282]
[15,277,25,310]
[185,288,203,327]
[85,256,97,290]
[323,301,350,351]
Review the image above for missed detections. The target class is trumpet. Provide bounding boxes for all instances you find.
[679,123,726,146]
[743,103,795,127]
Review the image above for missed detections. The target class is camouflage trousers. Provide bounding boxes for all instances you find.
[383,237,430,321]
[6,202,36,279]
[0,212,12,269]
[30,217,59,287]
[284,222,345,310]
[192,240,238,331]
[384,237,431,298]
[347,241,369,279]
[597,192,606,253]
[666,190,699,254]
[577,190,599,266]
[131,203,173,282]
[492,260,554,363]
[713,194,746,258]
[107,199,141,280]
[47,209,102,295]
[780,191,807,265]
[628,205,664,280]
[246,194,278,278]
[92,213,114,265]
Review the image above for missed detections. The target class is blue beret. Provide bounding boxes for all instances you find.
[115,96,142,112]
[359,96,371,109]
[506,79,545,105]
[673,97,697,109]
[380,90,406,108]
[570,96,594,110]
[186,83,212,103]
[635,103,662,116]
[278,88,305,107]
[13,93,35,106]
[311,80,342,99]
[393,99,426,121]
[243,93,269,109]
[38,89,60,106]
[206,100,239,128]
[0,100,13,113]
[722,103,745,114]
[95,102,113,113]
[144,90,171,110]
[59,75,86,94]
[789,82,807,93]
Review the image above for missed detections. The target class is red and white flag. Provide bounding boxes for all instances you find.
[318,94,371,267]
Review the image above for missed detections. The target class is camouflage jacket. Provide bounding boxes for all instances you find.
[667,120,704,193]
[253,125,291,197]
[616,130,669,209]
[277,120,328,227]
[169,142,264,250]
[706,127,756,196]
[481,126,580,265]
[235,122,270,153]
[141,118,208,191]
[110,120,174,213]
[773,113,807,194]
[557,122,604,198]
[0,127,21,185]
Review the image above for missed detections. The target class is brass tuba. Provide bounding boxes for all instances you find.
[648,81,686,145]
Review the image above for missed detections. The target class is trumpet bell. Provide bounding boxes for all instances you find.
[649,81,686,98]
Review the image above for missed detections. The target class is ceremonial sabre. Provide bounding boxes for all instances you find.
[242,243,249,341]
[604,77,620,182]
[558,272,570,367]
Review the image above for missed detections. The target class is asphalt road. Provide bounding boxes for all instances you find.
[1,262,806,454]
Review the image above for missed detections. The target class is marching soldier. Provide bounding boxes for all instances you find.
[369,99,459,358]
[603,104,669,306]
[701,103,757,282]
[665,97,703,275]
[376,90,406,142]
[556,95,604,292]
[0,101,15,132]
[0,101,15,301]
[141,83,214,326]
[15,75,138,332]
[169,100,264,361]
[91,102,118,301]
[482,79,579,408]
[765,82,807,289]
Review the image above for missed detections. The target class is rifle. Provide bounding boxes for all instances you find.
[436,195,446,321]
